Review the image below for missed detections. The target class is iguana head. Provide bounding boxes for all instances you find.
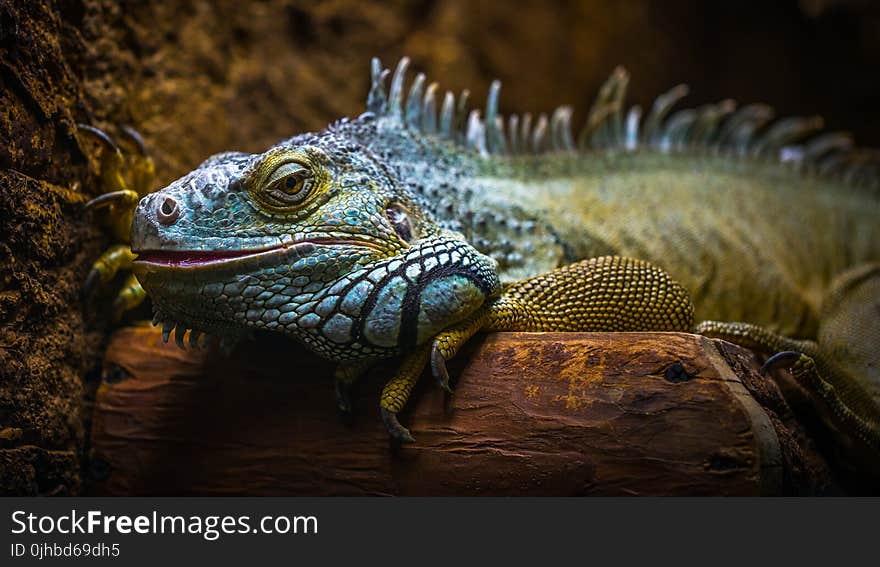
[131,125,500,359]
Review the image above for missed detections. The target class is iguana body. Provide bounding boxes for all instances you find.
[84,57,880,471]
[386,144,874,326]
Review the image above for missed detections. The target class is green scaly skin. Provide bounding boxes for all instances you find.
[85,57,879,464]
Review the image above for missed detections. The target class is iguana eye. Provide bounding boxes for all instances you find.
[386,203,418,243]
[263,162,313,207]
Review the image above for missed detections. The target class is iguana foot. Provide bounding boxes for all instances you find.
[333,355,419,442]
[112,272,148,323]
[79,124,156,319]
[378,345,430,443]
[83,243,137,298]
[430,346,454,394]
[761,349,879,451]
[380,408,415,444]
[696,320,880,458]
[430,308,490,393]
[117,125,157,194]
[79,124,156,199]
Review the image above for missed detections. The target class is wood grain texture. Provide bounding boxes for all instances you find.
[88,326,824,495]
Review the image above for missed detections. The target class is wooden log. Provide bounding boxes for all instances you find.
[88,326,826,495]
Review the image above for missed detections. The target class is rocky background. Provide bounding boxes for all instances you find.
[1,0,879,495]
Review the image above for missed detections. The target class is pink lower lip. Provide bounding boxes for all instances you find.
[133,241,314,268]
[132,239,376,269]
[133,247,275,267]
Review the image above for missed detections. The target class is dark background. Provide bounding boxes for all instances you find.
[1,0,879,495]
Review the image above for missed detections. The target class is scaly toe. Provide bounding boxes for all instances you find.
[381,407,415,443]
[430,343,455,394]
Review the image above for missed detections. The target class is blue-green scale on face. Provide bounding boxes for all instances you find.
[315,296,340,317]
[362,275,408,348]
[339,280,373,317]
[298,313,321,329]
[322,313,354,344]
[415,274,485,344]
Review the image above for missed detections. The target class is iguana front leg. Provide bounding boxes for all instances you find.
[431,256,695,388]
[79,124,155,320]
[336,347,429,443]
[378,256,693,442]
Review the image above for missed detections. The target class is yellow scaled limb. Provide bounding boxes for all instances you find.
[492,256,695,333]
[430,256,695,386]
[695,320,816,354]
[380,345,430,443]
[112,273,148,322]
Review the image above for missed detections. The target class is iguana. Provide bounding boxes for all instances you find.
[81,57,880,473]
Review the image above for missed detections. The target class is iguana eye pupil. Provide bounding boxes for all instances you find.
[277,171,308,195]
[261,161,314,207]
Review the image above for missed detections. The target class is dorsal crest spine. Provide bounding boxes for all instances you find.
[366,56,879,189]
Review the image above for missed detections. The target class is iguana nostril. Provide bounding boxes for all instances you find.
[157,197,180,225]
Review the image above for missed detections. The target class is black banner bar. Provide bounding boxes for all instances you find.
[1,498,876,565]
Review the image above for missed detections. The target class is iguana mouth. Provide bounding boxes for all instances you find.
[133,238,383,270]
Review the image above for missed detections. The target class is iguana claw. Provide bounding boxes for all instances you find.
[761,351,804,376]
[77,123,122,153]
[84,189,138,210]
[119,124,148,154]
[381,407,415,443]
[430,344,455,394]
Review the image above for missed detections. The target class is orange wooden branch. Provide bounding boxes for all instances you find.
[88,326,830,495]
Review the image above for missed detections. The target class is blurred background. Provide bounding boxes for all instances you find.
[4,0,880,181]
[1,0,879,494]
[97,0,880,170]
